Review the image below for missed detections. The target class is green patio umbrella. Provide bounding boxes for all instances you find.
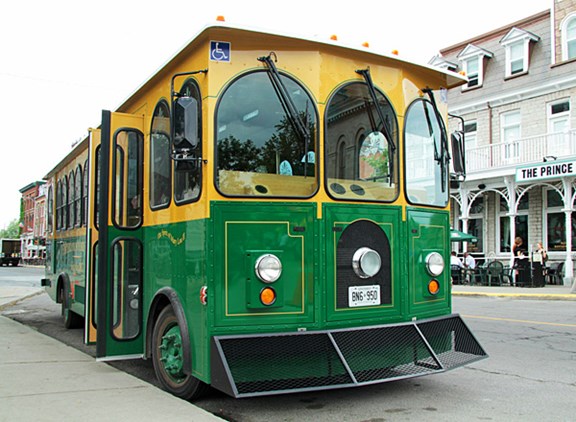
[450,228,478,243]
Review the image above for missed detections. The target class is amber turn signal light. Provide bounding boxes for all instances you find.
[428,279,440,295]
[260,287,277,306]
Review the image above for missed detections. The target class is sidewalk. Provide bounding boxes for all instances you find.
[1,285,574,422]
[452,283,576,300]
[0,289,223,422]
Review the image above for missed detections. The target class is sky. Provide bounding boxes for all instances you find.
[0,0,551,229]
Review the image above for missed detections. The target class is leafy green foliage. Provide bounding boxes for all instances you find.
[0,219,20,238]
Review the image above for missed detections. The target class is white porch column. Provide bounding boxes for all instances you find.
[459,187,470,252]
[505,177,517,269]
[562,178,574,289]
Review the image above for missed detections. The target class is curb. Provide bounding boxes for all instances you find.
[0,290,45,311]
[453,291,576,301]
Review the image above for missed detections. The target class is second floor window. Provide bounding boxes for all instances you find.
[501,111,521,160]
[562,14,576,61]
[548,100,570,133]
[464,121,477,150]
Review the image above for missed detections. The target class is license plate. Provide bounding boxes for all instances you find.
[348,285,381,307]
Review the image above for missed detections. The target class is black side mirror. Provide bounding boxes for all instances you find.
[173,97,198,148]
[451,131,466,177]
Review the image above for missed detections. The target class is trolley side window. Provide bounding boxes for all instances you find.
[75,165,82,227]
[325,82,398,202]
[56,180,62,230]
[68,171,75,229]
[62,176,68,230]
[215,71,318,198]
[173,79,202,204]
[112,129,143,229]
[83,159,88,227]
[47,185,53,234]
[150,100,171,209]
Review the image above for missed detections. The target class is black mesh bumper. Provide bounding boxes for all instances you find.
[210,314,487,397]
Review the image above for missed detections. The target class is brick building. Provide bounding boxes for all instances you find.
[18,181,46,264]
[430,0,576,286]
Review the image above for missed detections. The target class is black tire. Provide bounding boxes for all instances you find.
[152,306,209,400]
[60,286,83,329]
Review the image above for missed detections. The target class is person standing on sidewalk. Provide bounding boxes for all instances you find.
[532,241,547,286]
[513,237,529,286]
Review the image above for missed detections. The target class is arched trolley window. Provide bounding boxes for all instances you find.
[404,98,449,207]
[325,81,398,202]
[172,78,202,205]
[150,100,171,209]
[215,70,318,197]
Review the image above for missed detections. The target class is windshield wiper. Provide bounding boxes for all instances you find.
[258,53,311,176]
[355,68,396,183]
[422,87,450,193]
[422,98,441,164]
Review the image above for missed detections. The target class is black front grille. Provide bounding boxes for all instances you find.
[211,314,488,397]
[336,220,392,308]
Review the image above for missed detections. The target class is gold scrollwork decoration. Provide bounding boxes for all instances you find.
[157,229,186,246]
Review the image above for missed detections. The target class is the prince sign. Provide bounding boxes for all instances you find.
[516,159,576,182]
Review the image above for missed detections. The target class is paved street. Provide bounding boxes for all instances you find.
[1,267,575,421]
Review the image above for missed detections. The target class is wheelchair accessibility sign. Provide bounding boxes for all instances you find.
[210,41,231,62]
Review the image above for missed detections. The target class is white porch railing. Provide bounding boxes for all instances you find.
[465,129,576,174]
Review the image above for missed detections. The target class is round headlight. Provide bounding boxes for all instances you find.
[352,247,382,279]
[255,254,282,283]
[425,252,445,277]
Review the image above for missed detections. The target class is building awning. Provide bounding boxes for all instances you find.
[450,229,478,243]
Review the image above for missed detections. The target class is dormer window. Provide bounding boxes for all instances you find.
[428,55,458,72]
[457,44,493,90]
[464,56,480,87]
[500,27,540,78]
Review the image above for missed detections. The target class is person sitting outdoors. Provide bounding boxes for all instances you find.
[451,251,464,268]
[450,251,465,284]
[463,252,477,284]
[463,252,476,269]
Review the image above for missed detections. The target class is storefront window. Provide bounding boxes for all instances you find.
[467,219,483,253]
[467,196,483,253]
[499,193,529,252]
[546,189,576,251]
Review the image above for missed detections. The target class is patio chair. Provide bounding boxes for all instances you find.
[502,265,514,286]
[485,261,504,286]
[451,265,464,284]
[469,266,487,285]
[546,262,564,285]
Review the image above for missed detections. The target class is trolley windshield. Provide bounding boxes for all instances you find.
[404,98,449,207]
[215,71,318,197]
[324,82,399,202]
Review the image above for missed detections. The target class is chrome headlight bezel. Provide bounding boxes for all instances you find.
[255,254,282,283]
[425,252,445,277]
[352,247,382,279]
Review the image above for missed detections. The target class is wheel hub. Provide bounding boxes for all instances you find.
[159,325,185,381]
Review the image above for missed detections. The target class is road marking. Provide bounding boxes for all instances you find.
[463,314,576,328]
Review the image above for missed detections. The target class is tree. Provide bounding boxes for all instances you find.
[0,219,20,238]
[217,137,261,171]
[260,112,316,175]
